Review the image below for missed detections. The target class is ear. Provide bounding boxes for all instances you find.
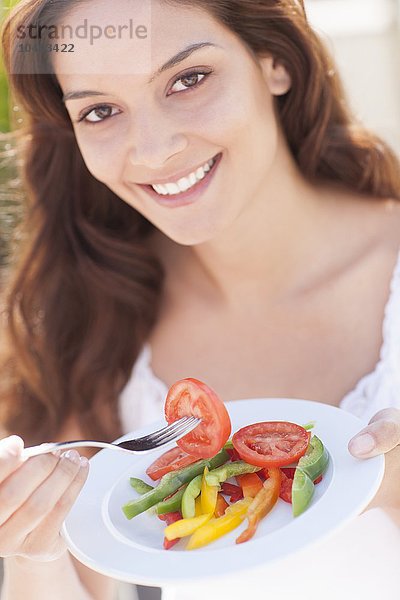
[260,56,292,96]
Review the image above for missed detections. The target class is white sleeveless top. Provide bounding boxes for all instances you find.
[118,250,400,600]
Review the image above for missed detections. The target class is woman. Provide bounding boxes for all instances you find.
[0,0,400,598]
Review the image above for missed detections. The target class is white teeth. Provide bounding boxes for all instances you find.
[196,167,206,181]
[177,177,192,192]
[151,156,217,196]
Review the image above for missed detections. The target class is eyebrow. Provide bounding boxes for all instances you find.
[62,41,218,102]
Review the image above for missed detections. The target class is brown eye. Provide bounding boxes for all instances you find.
[169,71,208,94]
[78,105,120,124]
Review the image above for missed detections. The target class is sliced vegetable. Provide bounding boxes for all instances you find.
[122,448,229,519]
[292,468,314,517]
[302,421,316,431]
[155,485,187,515]
[164,513,212,541]
[220,482,243,502]
[201,466,219,514]
[164,537,180,550]
[129,477,154,494]
[223,439,234,449]
[146,446,199,481]
[214,493,229,517]
[205,461,261,487]
[186,497,253,550]
[236,468,281,544]
[195,496,203,517]
[164,378,231,458]
[279,469,293,503]
[232,422,310,468]
[236,472,263,498]
[291,435,329,517]
[295,435,329,482]
[158,511,183,550]
[181,474,202,519]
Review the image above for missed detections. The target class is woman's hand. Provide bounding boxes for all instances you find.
[348,408,400,524]
[0,435,89,562]
[348,408,400,457]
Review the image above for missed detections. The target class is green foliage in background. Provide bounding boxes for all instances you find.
[1,0,22,133]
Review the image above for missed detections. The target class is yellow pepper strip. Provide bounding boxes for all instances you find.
[236,467,281,544]
[164,513,212,541]
[200,466,219,515]
[195,496,203,517]
[186,497,252,550]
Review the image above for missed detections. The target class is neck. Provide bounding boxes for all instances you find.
[190,156,331,309]
[154,142,335,312]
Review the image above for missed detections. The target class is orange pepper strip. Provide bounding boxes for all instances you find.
[236,467,281,544]
[214,493,229,517]
[236,472,263,498]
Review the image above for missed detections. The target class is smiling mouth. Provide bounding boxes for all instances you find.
[143,153,221,197]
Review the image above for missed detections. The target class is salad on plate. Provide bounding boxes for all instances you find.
[121,378,329,550]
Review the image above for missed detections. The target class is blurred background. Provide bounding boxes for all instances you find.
[0,0,399,599]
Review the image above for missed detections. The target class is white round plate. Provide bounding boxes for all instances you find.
[62,398,384,586]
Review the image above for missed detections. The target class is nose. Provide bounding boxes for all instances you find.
[128,109,188,169]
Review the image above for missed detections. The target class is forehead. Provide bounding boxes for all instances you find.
[52,0,232,79]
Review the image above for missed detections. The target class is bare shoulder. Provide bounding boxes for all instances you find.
[327,188,400,260]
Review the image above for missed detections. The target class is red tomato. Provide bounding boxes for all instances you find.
[164,378,231,459]
[232,422,310,468]
[146,446,199,481]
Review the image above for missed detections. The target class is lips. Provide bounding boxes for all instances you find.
[137,152,223,209]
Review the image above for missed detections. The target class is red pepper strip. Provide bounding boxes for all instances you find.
[236,473,263,498]
[158,511,182,549]
[278,469,323,505]
[157,511,182,524]
[226,448,242,462]
[221,482,243,502]
[280,467,296,480]
[164,537,180,550]
[214,493,229,517]
[236,468,281,544]
[279,470,293,503]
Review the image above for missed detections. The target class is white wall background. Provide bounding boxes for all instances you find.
[306,0,400,155]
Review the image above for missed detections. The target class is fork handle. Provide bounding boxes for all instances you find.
[22,440,111,459]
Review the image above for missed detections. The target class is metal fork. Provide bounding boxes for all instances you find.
[22,416,201,459]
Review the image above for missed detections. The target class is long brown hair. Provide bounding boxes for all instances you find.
[1,0,400,444]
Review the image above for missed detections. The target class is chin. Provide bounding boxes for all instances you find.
[156,220,225,247]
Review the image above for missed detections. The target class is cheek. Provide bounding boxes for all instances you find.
[189,77,278,163]
[75,133,124,185]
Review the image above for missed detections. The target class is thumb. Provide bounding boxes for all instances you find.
[348,408,400,458]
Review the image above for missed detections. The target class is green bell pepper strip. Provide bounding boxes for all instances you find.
[181,474,203,519]
[205,461,261,487]
[292,435,329,517]
[129,478,154,494]
[296,434,329,482]
[292,468,314,517]
[301,421,316,431]
[155,485,188,515]
[122,449,230,520]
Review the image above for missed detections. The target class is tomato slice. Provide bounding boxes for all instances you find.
[146,446,199,481]
[232,422,310,468]
[164,378,231,459]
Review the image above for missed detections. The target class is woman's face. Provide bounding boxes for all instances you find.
[54,0,291,245]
